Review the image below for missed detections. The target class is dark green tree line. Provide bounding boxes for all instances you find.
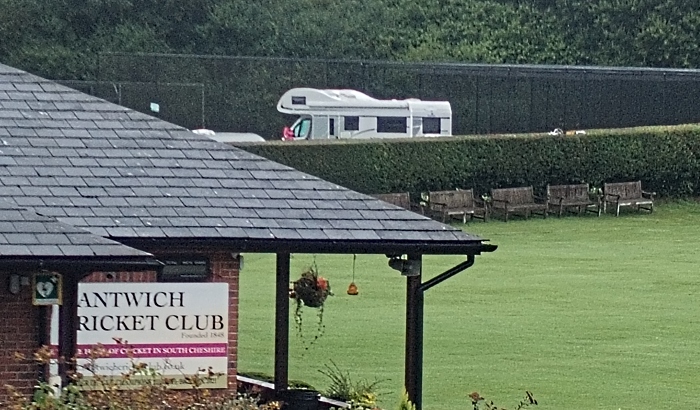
[1,0,699,80]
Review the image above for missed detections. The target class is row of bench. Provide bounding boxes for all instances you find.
[373,181,655,223]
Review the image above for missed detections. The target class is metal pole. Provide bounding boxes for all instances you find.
[405,255,476,410]
[200,84,206,129]
[274,253,291,392]
[404,254,423,409]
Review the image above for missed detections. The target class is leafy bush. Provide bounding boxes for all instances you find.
[320,360,384,409]
[469,391,537,410]
[396,389,415,410]
[4,345,280,410]
[242,125,700,198]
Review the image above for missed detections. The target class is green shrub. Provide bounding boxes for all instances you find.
[469,391,537,410]
[4,345,279,410]
[396,389,415,410]
[242,125,700,198]
[319,360,384,409]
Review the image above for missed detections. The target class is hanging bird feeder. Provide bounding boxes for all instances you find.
[347,254,359,296]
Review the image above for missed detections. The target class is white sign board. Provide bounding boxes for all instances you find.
[71,282,229,389]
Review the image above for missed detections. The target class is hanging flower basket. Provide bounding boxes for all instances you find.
[290,263,333,349]
[291,266,332,308]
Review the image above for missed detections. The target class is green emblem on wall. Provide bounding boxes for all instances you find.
[33,272,62,306]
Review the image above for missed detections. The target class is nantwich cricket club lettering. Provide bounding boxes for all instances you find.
[68,283,230,389]
[78,291,225,333]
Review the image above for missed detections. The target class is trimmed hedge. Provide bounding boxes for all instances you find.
[241,125,700,198]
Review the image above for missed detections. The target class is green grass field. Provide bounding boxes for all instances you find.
[238,201,700,410]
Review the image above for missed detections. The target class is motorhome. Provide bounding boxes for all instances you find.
[277,88,452,140]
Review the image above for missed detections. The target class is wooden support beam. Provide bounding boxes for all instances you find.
[274,252,291,392]
[57,274,80,387]
[404,254,423,410]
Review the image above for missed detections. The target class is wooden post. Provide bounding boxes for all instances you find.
[274,253,291,392]
[57,273,80,387]
[404,254,423,410]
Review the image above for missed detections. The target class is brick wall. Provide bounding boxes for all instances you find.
[0,272,45,403]
[208,250,240,390]
[0,249,240,404]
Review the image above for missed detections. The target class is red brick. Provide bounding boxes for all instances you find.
[1,249,241,402]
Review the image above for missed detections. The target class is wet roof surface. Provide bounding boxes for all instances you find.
[0,63,486,253]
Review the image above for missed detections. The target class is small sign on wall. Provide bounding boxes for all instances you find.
[33,272,62,306]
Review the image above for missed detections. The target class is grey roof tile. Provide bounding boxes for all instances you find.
[286,199,317,209]
[71,197,101,207]
[201,207,232,217]
[174,208,206,218]
[188,227,221,236]
[269,228,303,240]
[105,226,137,237]
[131,226,166,237]
[329,220,361,230]
[255,209,287,219]
[32,206,66,217]
[0,200,150,257]
[242,228,274,238]
[161,227,195,237]
[276,219,307,229]
[57,245,97,256]
[323,229,352,240]
[2,244,31,255]
[303,220,334,229]
[0,63,487,252]
[63,207,95,217]
[250,219,280,229]
[281,209,313,219]
[141,217,171,227]
[27,101,58,110]
[349,230,382,240]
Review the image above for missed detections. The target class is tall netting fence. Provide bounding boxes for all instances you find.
[90,53,700,139]
[59,79,206,128]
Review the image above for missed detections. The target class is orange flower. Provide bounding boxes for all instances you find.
[469,392,483,402]
[316,276,328,291]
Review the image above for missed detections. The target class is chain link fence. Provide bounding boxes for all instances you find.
[91,53,700,139]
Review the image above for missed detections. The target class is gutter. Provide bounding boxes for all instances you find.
[120,238,498,256]
[0,257,163,273]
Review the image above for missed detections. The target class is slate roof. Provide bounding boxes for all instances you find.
[0,199,151,258]
[0,63,493,255]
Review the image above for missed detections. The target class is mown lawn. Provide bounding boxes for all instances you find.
[238,201,700,410]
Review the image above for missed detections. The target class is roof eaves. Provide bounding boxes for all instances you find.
[118,237,498,256]
[0,255,163,274]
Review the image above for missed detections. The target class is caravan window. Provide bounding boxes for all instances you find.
[344,116,359,131]
[293,118,312,139]
[291,96,306,105]
[377,117,407,133]
[329,118,336,136]
[423,118,441,134]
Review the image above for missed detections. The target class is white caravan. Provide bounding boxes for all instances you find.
[277,88,452,140]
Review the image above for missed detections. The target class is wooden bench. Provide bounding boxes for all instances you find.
[490,186,548,221]
[424,189,488,223]
[372,192,412,209]
[371,192,423,213]
[547,183,601,217]
[603,181,654,216]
